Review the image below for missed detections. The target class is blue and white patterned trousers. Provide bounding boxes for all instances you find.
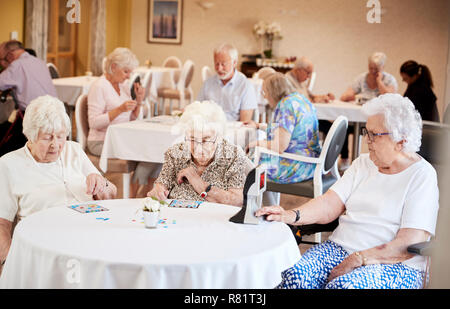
[277,240,425,289]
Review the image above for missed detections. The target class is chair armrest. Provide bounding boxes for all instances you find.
[407,241,433,256]
[254,146,322,164]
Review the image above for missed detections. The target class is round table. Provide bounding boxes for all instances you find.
[0,199,300,289]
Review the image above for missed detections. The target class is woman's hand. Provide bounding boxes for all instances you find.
[147,183,169,200]
[176,166,200,185]
[245,140,259,154]
[255,206,296,224]
[328,253,362,282]
[134,82,145,104]
[119,100,138,113]
[243,120,258,129]
[86,174,116,200]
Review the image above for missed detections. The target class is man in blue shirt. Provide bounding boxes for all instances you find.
[197,43,257,122]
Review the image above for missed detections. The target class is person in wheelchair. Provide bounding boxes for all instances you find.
[256,93,439,289]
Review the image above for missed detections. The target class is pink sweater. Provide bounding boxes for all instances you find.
[87,75,135,142]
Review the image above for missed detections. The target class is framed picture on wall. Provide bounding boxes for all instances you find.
[148,0,183,44]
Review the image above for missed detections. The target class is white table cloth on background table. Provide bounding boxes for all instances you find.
[0,199,300,289]
[99,116,259,173]
[53,76,99,107]
[314,100,366,161]
[134,66,181,103]
[248,77,268,122]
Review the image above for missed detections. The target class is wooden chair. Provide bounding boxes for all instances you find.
[157,60,195,115]
[75,94,136,198]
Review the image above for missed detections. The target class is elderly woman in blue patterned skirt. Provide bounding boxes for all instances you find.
[255,93,439,289]
[246,72,321,183]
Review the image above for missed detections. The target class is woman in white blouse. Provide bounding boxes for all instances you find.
[256,93,439,289]
[87,47,144,156]
[0,96,117,274]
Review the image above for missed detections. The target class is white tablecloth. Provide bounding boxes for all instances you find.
[53,76,99,107]
[134,66,180,102]
[99,116,259,172]
[0,199,300,289]
[314,100,366,123]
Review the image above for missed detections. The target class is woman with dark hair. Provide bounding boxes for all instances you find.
[400,60,439,122]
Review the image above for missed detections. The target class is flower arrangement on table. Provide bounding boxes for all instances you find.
[253,21,283,59]
[142,197,167,228]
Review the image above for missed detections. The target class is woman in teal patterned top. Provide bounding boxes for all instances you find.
[246,73,321,183]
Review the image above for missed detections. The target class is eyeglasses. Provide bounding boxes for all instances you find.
[185,135,217,147]
[361,127,391,143]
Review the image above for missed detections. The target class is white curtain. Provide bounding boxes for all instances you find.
[24,0,49,60]
[90,0,106,76]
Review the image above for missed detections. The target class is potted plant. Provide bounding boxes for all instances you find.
[142,197,167,229]
[253,21,282,59]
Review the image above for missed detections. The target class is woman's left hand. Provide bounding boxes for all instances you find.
[328,253,362,282]
[86,173,115,200]
[134,82,145,104]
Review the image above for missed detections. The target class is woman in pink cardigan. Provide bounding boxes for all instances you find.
[87,47,144,156]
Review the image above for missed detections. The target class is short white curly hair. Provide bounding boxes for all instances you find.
[23,95,71,142]
[177,100,227,136]
[103,47,139,75]
[362,93,422,153]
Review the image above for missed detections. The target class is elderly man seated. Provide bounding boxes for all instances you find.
[285,56,335,103]
[0,95,117,275]
[197,43,257,122]
[256,93,439,289]
[0,40,57,156]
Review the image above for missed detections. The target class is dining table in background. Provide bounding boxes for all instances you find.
[314,100,366,161]
[99,115,260,173]
[0,198,300,289]
[133,66,181,115]
[53,76,99,140]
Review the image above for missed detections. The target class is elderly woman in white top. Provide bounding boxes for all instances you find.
[256,93,439,289]
[0,95,117,274]
[147,100,249,206]
[87,47,145,156]
[341,52,398,102]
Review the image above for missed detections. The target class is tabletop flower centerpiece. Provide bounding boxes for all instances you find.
[142,197,166,228]
[253,21,282,59]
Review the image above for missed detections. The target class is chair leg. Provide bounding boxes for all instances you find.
[122,173,131,199]
[169,99,173,115]
[314,233,322,243]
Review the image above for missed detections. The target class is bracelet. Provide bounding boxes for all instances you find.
[292,209,301,224]
[354,251,368,266]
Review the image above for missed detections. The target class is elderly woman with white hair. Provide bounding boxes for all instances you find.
[87,47,145,156]
[0,96,117,274]
[147,100,248,206]
[341,52,398,102]
[255,93,439,289]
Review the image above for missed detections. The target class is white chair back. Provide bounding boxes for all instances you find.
[201,66,214,82]
[74,94,89,150]
[163,56,182,84]
[47,63,60,79]
[308,71,316,93]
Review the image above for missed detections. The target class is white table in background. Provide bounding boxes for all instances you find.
[0,199,300,289]
[53,76,99,140]
[99,116,259,173]
[134,66,181,106]
[53,76,99,107]
[314,100,366,161]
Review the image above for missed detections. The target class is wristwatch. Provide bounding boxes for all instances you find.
[200,184,212,200]
[0,259,5,266]
[292,209,301,223]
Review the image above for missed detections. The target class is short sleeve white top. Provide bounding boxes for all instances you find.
[351,72,398,100]
[197,70,258,121]
[328,154,439,271]
[0,141,101,221]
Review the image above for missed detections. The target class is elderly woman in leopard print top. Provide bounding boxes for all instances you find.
[147,101,249,206]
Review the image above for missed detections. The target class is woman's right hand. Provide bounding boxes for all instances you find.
[119,100,138,113]
[255,206,295,224]
[147,183,169,201]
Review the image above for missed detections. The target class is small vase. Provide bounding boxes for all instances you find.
[263,49,273,59]
[143,211,160,229]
